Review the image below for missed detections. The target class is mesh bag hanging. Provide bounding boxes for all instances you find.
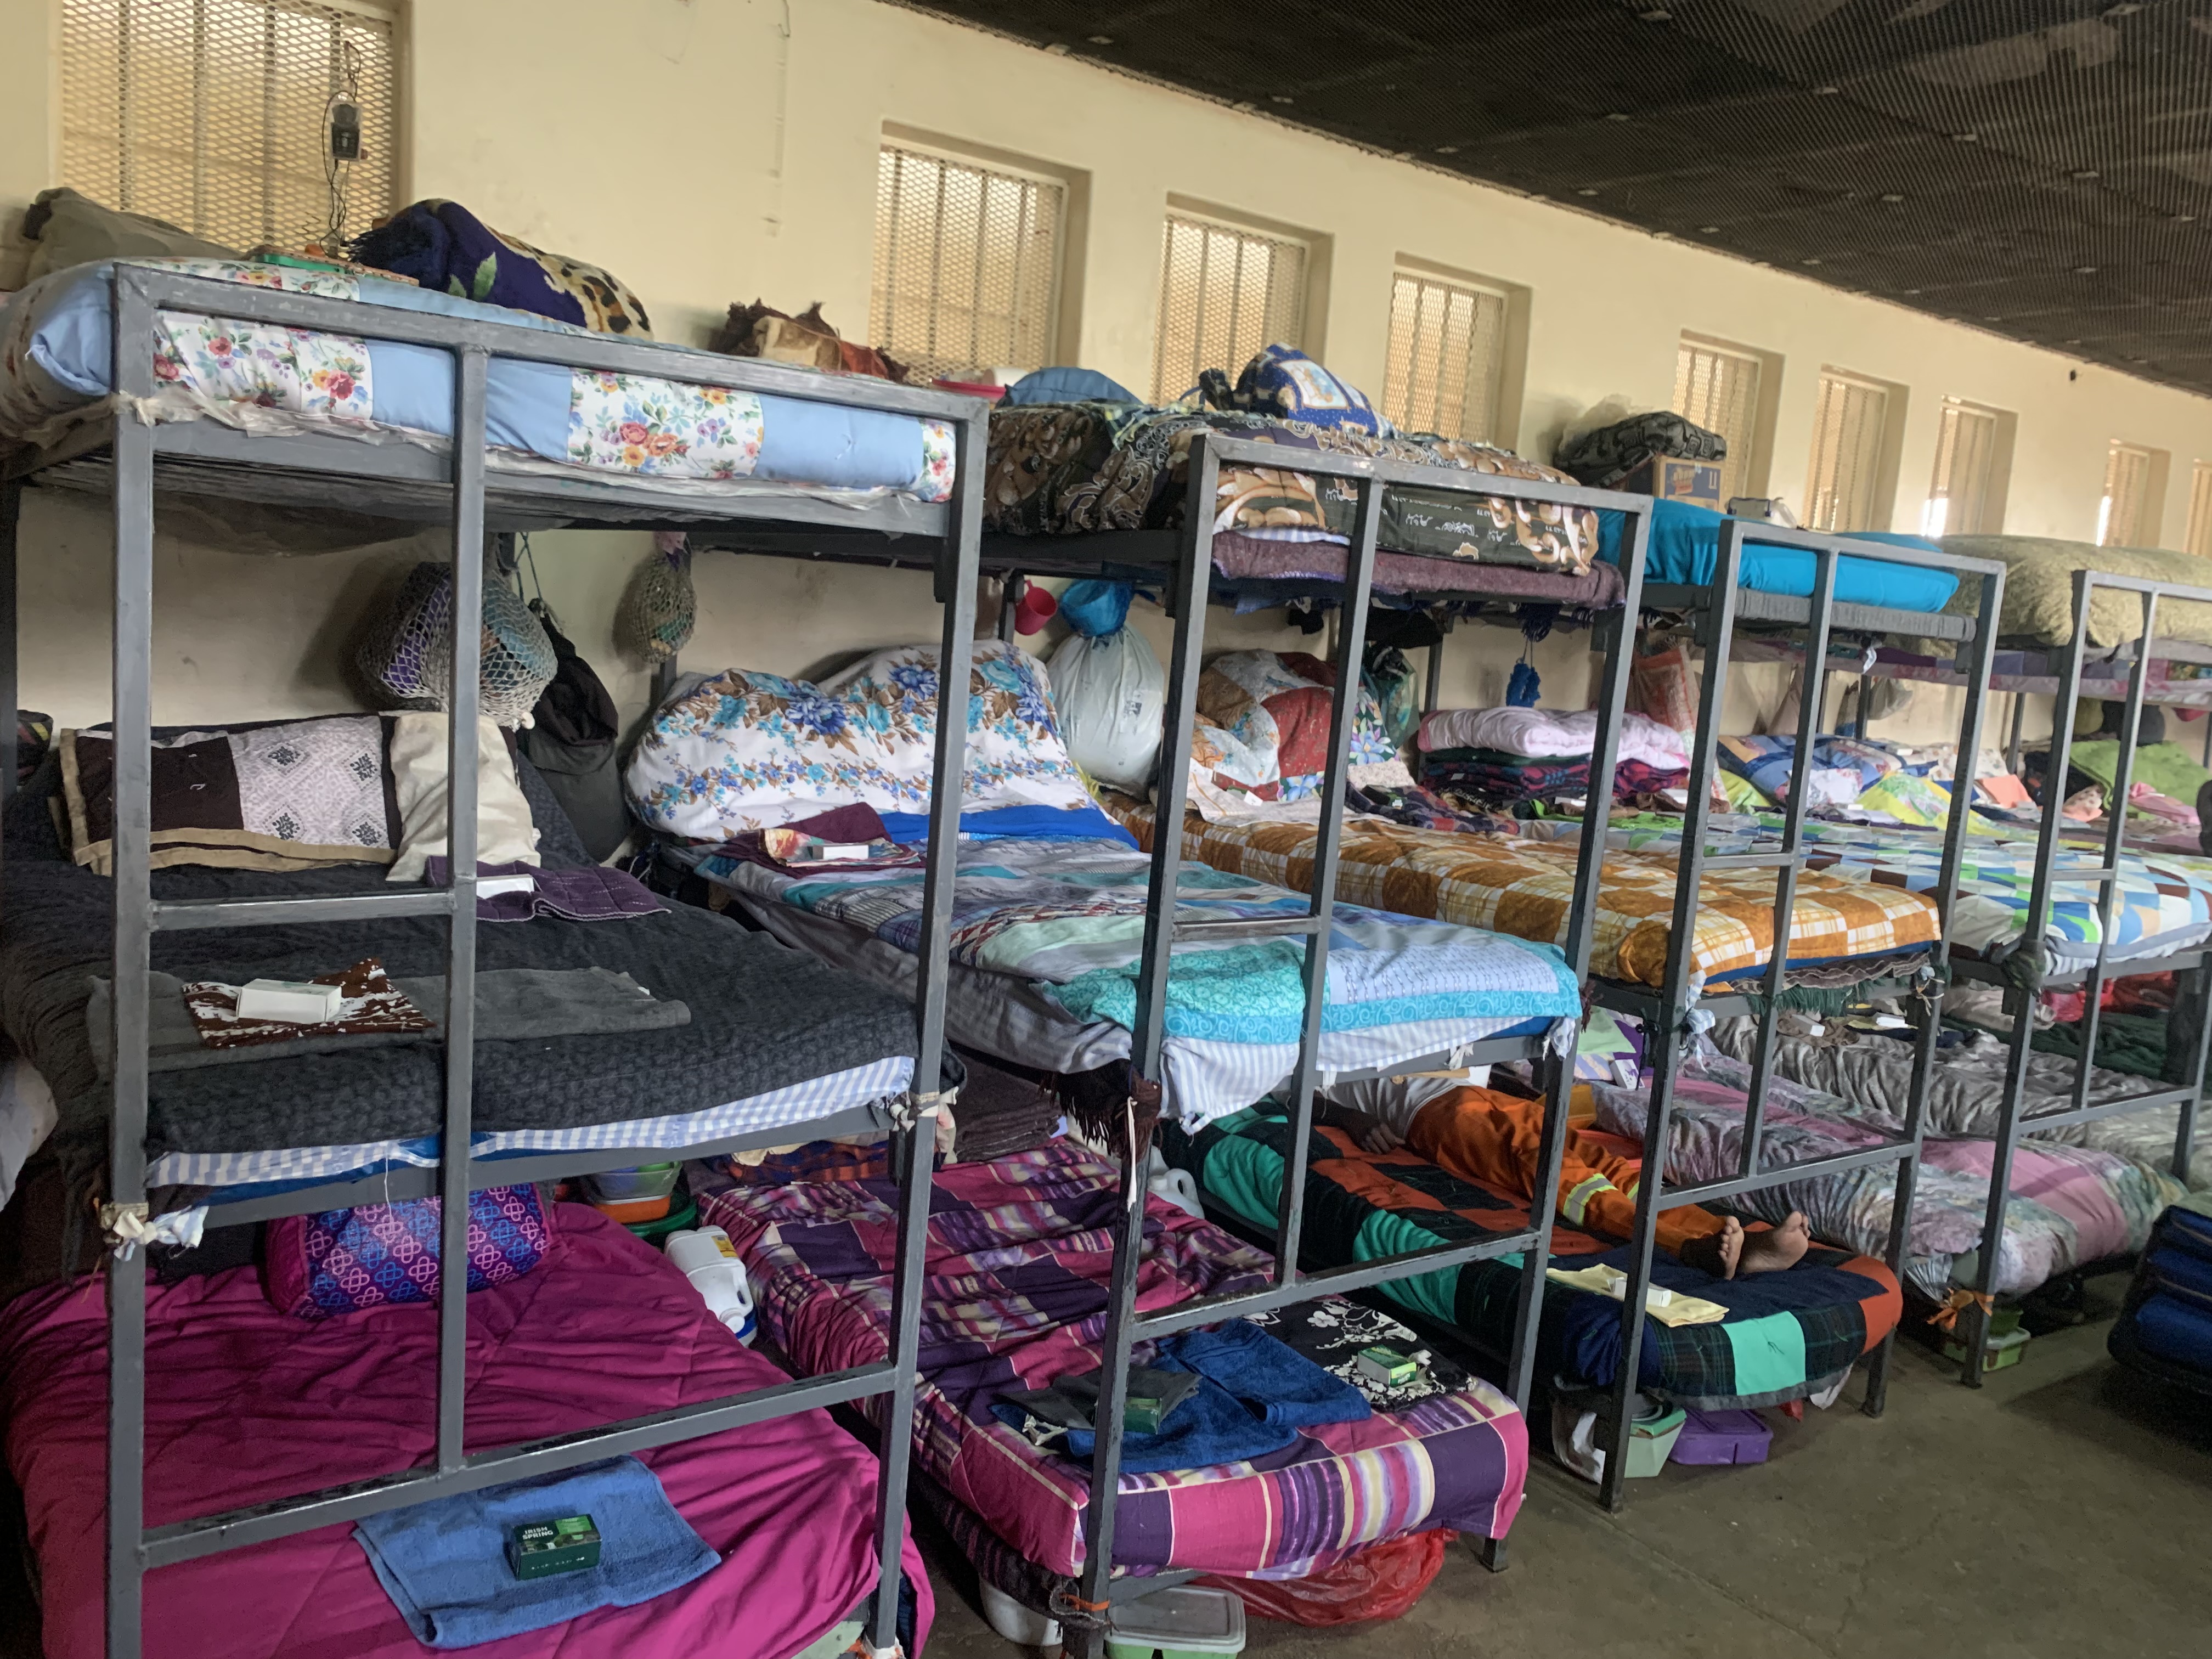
[616,532,696,663]
[355,555,557,728]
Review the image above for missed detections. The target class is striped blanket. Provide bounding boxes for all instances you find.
[1171,1110,1902,1408]
[698,1143,1527,1581]
[1113,805,1940,990]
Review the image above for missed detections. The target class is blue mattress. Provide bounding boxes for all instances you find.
[1598,499,1957,613]
[3,259,943,495]
[2112,1202,2212,1384]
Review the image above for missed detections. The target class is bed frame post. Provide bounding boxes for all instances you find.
[1971,569,2097,1384]
[1864,554,2002,1415]
[1068,437,1218,1658]
[435,346,489,1473]
[1596,517,1745,1513]
[998,572,1024,643]
[105,265,160,1659]
[864,400,982,1659]
[1,474,18,810]
[1424,613,1449,714]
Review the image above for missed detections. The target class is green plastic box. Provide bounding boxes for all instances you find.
[506,1515,601,1579]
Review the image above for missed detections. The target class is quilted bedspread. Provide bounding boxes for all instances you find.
[1938,534,2212,648]
[698,1144,1527,1580]
[1114,805,1942,990]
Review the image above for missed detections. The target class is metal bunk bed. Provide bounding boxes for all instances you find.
[0,264,989,1659]
[1584,522,2004,1508]
[1950,568,2212,1387]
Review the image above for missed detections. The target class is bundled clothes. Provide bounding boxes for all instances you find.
[351,199,653,336]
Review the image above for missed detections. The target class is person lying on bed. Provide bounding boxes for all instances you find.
[1313,1077,1811,1281]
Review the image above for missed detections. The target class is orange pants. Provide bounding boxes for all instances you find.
[1404,1086,1725,1257]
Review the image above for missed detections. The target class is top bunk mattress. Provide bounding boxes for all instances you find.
[1937,534,2212,648]
[0,259,955,505]
[1596,499,1959,613]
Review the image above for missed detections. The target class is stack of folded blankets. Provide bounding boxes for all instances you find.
[1415,706,1689,811]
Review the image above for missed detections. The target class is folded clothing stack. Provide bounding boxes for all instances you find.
[1416,706,1690,810]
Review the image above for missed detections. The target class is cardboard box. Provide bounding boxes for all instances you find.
[1622,454,1723,511]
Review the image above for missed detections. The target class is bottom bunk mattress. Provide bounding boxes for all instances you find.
[693,1142,1526,1581]
[0,1206,929,1659]
[1173,1107,1900,1410]
[698,834,1577,1127]
[1589,1048,2185,1301]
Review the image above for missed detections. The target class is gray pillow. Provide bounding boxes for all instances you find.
[22,187,238,283]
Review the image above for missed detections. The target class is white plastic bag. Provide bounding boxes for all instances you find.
[1047,624,1166,792]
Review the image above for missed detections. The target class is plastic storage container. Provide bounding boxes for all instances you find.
[1943,1324,2030,1372]
[1105,1586,1246,1659]
[979,1580,1061,1651]
[1551,1393,1687,1483]
[1670,1407,1773,1466]
[665,1225,756,1343]
[585,1164,681,1203]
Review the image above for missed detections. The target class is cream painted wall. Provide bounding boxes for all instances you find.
[1,0,2203,742]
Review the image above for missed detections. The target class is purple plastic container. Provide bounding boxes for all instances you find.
[1669,1407,1771,1465]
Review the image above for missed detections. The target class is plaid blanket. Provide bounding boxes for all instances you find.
[1171,1112,1901,1409]
[697,1144,1526,1580]
[1598,814,2212,972]
[1112,806,1942,989]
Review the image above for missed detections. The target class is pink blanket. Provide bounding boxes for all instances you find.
[0,1205,930,1659]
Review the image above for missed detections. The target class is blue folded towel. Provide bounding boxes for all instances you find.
[353,1456,718,1649]
[1165,1318,1374,1430]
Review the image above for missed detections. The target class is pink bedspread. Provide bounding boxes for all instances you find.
[0,1205,930,1659]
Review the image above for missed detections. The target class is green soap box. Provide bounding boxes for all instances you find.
[1355,1345,1419,1387]
[506,1515,601,1579]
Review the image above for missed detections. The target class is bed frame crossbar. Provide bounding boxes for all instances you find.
[0,265,989,1659]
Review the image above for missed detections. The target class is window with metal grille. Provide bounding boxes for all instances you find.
[1671,337,1763,503]
[61,0,399,251]
[2187,462,2212,561]
[1803,369,1892,533]
[1382,270,1509,442]
[1922,397,2004,537]
[871,143,1063,386]
[2100,440,2156,548]
[1152,212,1307,402]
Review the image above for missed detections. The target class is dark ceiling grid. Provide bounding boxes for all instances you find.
[900,0,2212,398]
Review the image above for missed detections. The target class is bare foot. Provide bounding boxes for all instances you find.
[1679,1216,1745,1279]
[1738,1212,1812,1275]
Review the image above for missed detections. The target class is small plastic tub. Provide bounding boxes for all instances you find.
[1671,1407,1771,1466]
[591,1193,673,1225]
[979,1581,1061,1650]
[1105,1585,1246,1659]
[584,1164,680,1204]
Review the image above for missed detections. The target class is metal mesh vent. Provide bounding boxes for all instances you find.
[871,144,1063,385]
[61,0,399,250]
[1382,270,1507,442]
[2101,441,2156,548]
[1923,397,2002,537]
[1671,338,1762,503]
[2187,462,2212,561]
[1804,370,1891,534]
[1151,212,1306,401]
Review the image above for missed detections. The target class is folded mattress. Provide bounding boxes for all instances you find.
[1598,499,1958,613]
[699,833,1578,1126]
[1590,1047,2184,1300]
[1114,804,1942,991]
[0,1206,930,1659]
[0,258,953,503]
[697,1142,1527,1581]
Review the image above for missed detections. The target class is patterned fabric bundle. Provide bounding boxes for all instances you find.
[1717,734,1900,804]
[1188,650,1399,814]
[183,957,428,1048]
[265,1184,555,1319]
[1172,1109,1899,1407]
[1197,344,1388,434]
[698,1143,1528,1581]
[356,560,557,729]
[351,199,653,336]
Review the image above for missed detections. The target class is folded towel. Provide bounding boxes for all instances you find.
[1163,1317,1374,1429]
[354,1455,717,1649]
[424,857,669,922]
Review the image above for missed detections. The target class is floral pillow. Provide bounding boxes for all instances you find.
[625,639,1095,840]
[1183,650,1398,815]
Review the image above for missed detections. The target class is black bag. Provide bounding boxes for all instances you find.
[516,605,631,861]
[1554,411,1726,490]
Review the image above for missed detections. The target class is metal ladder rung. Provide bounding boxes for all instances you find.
[2051,866,2121,884]
[1173,913,1325,941]
[1699,850,1810,871]
[150,889,459,933]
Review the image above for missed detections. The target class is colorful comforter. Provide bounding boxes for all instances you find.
[1172,1110,1902,1408]
[0,1207,930,1659]
[984,400,1598,572]
[1113,806,1942,990]
[0,259,955,501]
[698,1144,1527,1581]
[1589,1048,2185,1300]
[1593,814,2212,973]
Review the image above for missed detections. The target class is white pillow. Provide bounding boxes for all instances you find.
[385,713,542,882]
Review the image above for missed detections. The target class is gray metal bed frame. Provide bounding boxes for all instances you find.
[0,264,991,1659]
[1581,522,2006,1509]
[1950,567,2212,1386]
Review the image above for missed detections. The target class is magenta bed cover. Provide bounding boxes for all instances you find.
[0,1206,930,1659]
[699,1142,1528,1582]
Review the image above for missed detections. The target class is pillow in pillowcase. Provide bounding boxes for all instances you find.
[266,1185,555,1319]
[385,712,542,881]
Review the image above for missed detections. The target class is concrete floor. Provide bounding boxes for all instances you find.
[919,1280,2212,1659]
